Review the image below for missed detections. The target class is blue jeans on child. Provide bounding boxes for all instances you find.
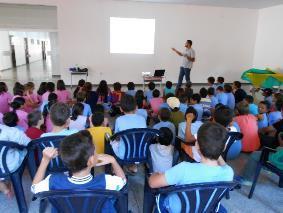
[177,67,191,89]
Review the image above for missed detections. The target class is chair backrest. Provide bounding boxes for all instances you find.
[110,128,160,164]
[28,136,66,177]
[156,182,237,213]
[0,141,27,177]
[35,187,128,213]
[222,132,243,161]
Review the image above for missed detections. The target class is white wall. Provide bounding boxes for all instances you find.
[49,32,60,75]
[0,3,57,30]
[253,5,283,71]
[0,30,11,70]
[57,0,258,84]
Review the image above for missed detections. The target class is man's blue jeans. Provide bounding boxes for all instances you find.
[177,67,191,89]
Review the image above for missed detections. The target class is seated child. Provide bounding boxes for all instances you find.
[167,97,185,129]
[76,91,92,117]
[190,94,203,121]
[83,82,98,112]
[31,130,126,212]
[149,89,164,116]
[10,97,28,131]
[164,81,175,97]
[135,90,148,122]
[184,82,193,101]
[159,93,174,110]
[262,88,273,107]
[41,103,78,137]
[113,95,146,168]
[207,87,218,108]
[207,76,217,89]
[148,122,233,213]
[25,110,45,139]
[3,111,24,131]
[42,93,58,132]
[0,82,12,114]
[37,82,47,104]
[233,81,247,104]
[199,87,211,118]
[149,127,174,173]
[88,112,112,154]
[245,95,258,116]
[216,76,225,88]
[145,82,155,103]
[224,84,235,110]
[73,79,85,98]
[268,99,283,125]
[23,82,39,113]
[56,80,71,103]
[111,82,124,105]
[42,82,55,103]
[96,80,112,110]
[126,82,136,97]
[235,101,260,152]
[0,123,30,197]
[178,94,188,115]
[153,108,176,145]
[69,103,87,131]
[216,86,228,106]
[257,101,270,129]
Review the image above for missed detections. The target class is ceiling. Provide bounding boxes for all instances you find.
[122,0,283,9]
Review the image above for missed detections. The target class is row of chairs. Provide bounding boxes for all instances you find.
[0,128,282,212]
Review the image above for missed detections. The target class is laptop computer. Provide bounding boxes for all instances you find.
[154,69,165,77]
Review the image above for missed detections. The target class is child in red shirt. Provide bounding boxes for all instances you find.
[25,110,45,139]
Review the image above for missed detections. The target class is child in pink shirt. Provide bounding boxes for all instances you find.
[235,101,260,152]
[43,93,58,132]
[150,89,164,116]
[24,82,39,113]
[56,80,71,103]
[10,97,29,131]
[42,82,55,103]
[37,82,47,104]
[0,82,12,114]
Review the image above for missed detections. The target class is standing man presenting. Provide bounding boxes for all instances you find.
[172,40,196,89]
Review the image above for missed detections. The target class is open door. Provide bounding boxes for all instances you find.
[9,35,16,68]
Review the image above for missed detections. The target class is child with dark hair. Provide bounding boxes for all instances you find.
[69,103,87,131]
[97,80,112,110]
[245,95,258,116]
[25,110,44,139]
[31,131,126,212]
[199,87,211,118]
[216,86,228,106]
[224,84,235,110]
[135,90,148,121]
[112,82,124,105]
[0,82,12,114]
[178,94,188,114]
[207,87,218,108]
[184,82,193,100]
[113,95,146,172]
[149,127,174,173]
[167,97,185,128]
[37,82,47,104]
[153,108,176,145]
[88,112,112,154]
[10,97,28,131]
[3,112,23,131]
[233,81,247,103]
[207,76,216,89]
[190,93,203,121]
[12,82,24,99]
[164,81,175,96]
[235,101,260,152]
[149,122,233,213]
[73,79,85,98]
[42,82,55,103]
[83,82,98,112]
[150,89,164,116]
[268,99,283,125]
[257,101,270,129]
[145,82,156,103]
[262,88,273,107]
[126,82,136,97]
[56,80,71,103]
[76,91,92,117]
[42,93,58,132]
[217,76,225,87]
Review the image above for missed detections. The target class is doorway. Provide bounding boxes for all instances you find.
[9,35,16,68]
[24,37,29,64]
[42,41,46,60]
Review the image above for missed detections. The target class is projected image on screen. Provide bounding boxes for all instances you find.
[110,17,155,54]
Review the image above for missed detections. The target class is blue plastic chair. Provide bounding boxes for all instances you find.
[248,147,283,198]
[153,182,238,213]
[27,136,66,179]
[222,132,243,161]
[105,128,160,166]
[34,186,128,213]
[0,141,28,213]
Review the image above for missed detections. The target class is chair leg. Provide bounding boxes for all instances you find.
[279,176,283,188]
[143,178,155,213]
[248,163,262,199]
[10,172,28,213]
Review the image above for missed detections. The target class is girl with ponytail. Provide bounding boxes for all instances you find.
[69,103,87,130]
[10,97,28,131]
